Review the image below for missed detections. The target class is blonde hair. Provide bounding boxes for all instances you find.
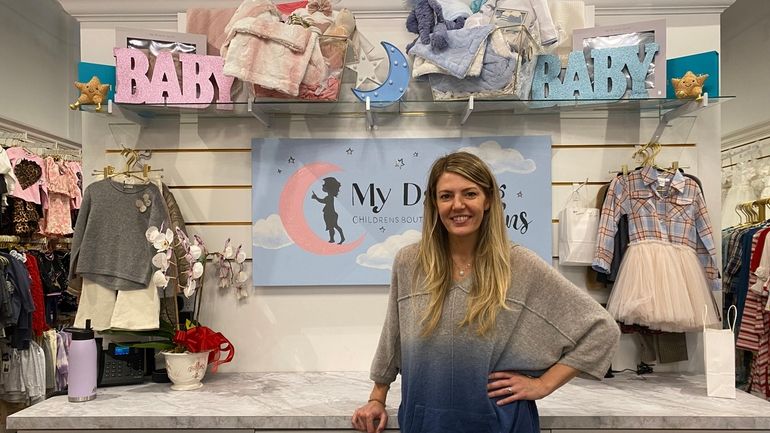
[416,151,512,336]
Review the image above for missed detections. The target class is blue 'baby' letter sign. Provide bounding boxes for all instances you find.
[531,43,660,105]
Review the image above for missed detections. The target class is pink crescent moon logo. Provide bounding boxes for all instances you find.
[278,162,365,255]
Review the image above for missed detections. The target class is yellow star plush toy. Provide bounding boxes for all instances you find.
[69,76,110,111]
[671,71,708,100]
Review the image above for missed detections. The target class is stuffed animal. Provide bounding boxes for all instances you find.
[671,71,708,100]
[434,0,471,29]
[405,0,449,52]
[69,76,110,111]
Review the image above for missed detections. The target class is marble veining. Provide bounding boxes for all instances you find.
[7,372,770,430]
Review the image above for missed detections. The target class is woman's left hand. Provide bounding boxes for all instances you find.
[487,371,551,404]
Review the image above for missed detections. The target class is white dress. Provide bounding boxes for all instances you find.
[721,167,757,229]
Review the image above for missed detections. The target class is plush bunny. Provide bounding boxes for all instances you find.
[405,0,449,52]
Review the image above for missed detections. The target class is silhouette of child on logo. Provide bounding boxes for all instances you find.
[312,177,345,244]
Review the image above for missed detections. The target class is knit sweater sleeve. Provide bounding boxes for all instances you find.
[68,184,92,292]
[511,246,620,380]
[369,247,406,384]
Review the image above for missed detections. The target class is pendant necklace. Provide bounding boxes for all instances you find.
[454,260,472,277]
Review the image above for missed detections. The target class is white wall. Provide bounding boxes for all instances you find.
[0,0,81,143]
[70,1,726,374]
[721,0,770,147]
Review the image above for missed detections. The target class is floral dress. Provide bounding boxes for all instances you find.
[41,157,79,236]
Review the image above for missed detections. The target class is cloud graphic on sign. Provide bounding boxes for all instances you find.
[252,214,294,249]
[356,229,422,270]
[459,140,536,174]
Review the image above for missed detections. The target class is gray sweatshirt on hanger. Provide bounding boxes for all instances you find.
[69,179,165,290]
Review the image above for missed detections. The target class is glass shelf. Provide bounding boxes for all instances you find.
[112,82,734,125]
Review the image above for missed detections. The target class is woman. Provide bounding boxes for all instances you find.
[351,151,620,433]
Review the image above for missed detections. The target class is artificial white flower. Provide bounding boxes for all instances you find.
[189,244,202,260]
[152,252,169,271]
[236,250,246,264]
[152,270,169,288]
[184,279,197,298]
[237,271,249,283]
[192,262,204,279]
[223,245,234,259]
[146,226,160,242]
[153,228,174,251]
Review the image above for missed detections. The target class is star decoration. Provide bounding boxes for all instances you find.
[413,152,419,157]
[517,191,524,198]
[277,168,282,174]
[288,157,295,164]
[379,226,386,233]
[397,158,405,168]
[346,48,383,88]
[346,148,354,155]
[69,76,110,111]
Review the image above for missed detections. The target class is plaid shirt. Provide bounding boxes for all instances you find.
[592,166,720,290]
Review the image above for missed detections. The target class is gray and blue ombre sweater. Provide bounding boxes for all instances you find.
[371,243,620,433]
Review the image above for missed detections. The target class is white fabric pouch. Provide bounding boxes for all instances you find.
[703,305,737,399]
[558,182,599,266]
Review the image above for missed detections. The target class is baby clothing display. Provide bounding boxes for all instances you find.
[70,180,166,291]
[214,0,355,101]
[0,146,82,238]
[593,166,721,332]
[69,177,189,332]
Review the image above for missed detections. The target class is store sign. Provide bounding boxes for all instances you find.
[531,43,660,104]
[113,48,235,108]
[251,136,552,286]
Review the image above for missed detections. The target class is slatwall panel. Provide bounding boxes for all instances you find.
[89,99,719,374]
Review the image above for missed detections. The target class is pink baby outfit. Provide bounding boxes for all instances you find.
[5,147,46,205]
[40,157,79,236]
[65,161,83,209]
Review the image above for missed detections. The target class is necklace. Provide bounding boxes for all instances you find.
[453,260,472,277]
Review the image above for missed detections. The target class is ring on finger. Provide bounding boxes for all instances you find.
[507,387,513,394]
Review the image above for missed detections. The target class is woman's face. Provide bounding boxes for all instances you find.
[435,172,490,242]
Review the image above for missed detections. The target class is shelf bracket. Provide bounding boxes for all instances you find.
[365,97,376,129]
[461,96,475,126]
[647,93,709,145]
[114,104,149,127]
[247,99,271,127]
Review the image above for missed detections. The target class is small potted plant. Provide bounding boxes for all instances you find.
[128,227,236,390]
[161,320,234,390]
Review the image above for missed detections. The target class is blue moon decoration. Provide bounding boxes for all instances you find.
[351,41,410,108]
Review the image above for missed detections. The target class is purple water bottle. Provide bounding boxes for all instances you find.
[67,319,97,402]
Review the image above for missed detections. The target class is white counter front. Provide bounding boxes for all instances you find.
[7,372,770,432]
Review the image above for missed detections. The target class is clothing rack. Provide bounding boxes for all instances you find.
[0,115,81,151]
[0,236,70,251]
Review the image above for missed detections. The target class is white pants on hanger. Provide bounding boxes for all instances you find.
[74,278,160,331]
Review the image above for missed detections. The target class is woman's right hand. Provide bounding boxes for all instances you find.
[351,400,388,433]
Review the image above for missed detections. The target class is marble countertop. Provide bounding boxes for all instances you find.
[8,372,770,431]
